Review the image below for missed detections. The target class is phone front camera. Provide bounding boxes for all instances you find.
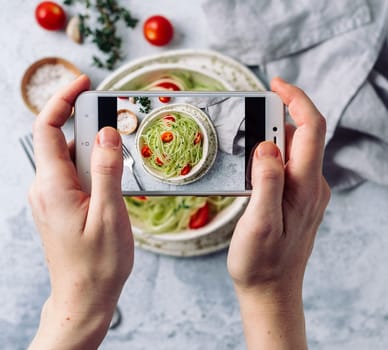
[273,126,278,132]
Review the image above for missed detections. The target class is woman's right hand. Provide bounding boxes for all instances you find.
[228,77,330,350]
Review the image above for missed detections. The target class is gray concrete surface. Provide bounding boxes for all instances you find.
[1,1,388,349]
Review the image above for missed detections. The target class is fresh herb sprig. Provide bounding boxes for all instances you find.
[63,0,138,70]
[134,96,152,114]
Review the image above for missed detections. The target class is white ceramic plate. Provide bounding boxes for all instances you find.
[98,49,265,257]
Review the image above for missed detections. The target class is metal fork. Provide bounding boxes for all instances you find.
[122,143,144,190]
[19,132,122,330]
[19,133,35,171]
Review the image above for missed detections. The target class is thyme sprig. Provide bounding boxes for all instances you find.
[133,96,152,114]
[63,0,138,70]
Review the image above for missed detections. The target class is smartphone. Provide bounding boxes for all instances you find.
[75,91,284,196]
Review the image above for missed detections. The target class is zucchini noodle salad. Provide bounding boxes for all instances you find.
[140,112,203,178]
[125,196,234,233]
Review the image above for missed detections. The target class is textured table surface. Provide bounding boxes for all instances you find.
[1,1,388,349]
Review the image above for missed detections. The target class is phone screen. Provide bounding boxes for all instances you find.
[96,94,266,195]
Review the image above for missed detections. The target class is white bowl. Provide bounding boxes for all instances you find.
[136,103,218,185]
[107,63,234,91]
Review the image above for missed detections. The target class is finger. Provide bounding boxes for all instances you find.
[38,74,90,127]
[285,123,296,163]
[88,127,124,209]
[271,77,326,179]
[68,139,75,163]
[33,75,91,188]
[243,141,285,238]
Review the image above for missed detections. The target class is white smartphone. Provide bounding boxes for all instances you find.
[75,91,284,196]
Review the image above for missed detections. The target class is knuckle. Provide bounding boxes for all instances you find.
[313,113,327,134]
[92,161,122,176]
[322,178,331,206]
[92,149,122,177]
[258,166,282,184]
[306,178,331,213]
[237,213,278,241]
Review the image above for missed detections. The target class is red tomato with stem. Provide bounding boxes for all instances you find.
[35,1,66,31]
[189,203,210,229]
[143,15,174,46]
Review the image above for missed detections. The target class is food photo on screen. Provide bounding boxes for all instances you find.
[97,94,266,194]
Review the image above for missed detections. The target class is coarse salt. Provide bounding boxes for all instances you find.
[26,63,77,112]
[117,109,138,135]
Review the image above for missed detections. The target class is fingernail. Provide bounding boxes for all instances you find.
[97,127,120,148]
[256,142,279,158]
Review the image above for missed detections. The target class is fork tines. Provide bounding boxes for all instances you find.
[19,133,35,171]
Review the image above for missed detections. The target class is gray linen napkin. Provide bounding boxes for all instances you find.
[180,96,244,154]
[203,0,388,190]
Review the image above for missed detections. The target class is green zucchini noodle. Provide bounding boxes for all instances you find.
[124,196,235,233]
[141,112,203,178]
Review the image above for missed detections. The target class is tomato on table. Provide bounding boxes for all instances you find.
[141,145,152,158]
[143,15,174,46]
[35,1,66,31]
[189,203,210,229]
[161,131,174,143]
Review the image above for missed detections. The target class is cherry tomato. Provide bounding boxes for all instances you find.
[181,164,191,176]
[141,145,152,158]
[194,132,202,145]
[143,15,174,46]
[133,196,147,201]
[189,203,210,229]
[156,81,180,91]
[159,96,171,103]
[35,1,66,31]
[163,115,176,123]
[155,157,164,166]
[161,131,174,143]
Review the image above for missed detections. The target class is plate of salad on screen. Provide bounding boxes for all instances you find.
[97,49,265,256]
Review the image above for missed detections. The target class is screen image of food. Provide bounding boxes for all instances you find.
[124,196,235,233]
[140,112,203,178]
[98,95,266,194]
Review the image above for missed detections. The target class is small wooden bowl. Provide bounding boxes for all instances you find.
[21,57,82,115]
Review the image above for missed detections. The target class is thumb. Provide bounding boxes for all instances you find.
[89,127,123,204]
[243,142,285,231]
